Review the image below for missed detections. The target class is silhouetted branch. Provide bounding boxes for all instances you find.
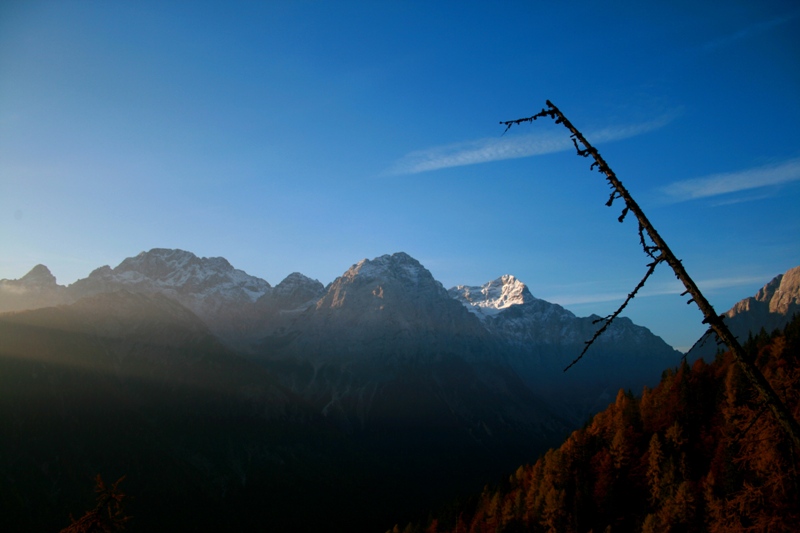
[683,327,715,362]
[500,107,555,134]
[564,257,663,372]
[503,100,800,450]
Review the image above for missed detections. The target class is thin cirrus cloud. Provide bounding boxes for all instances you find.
[387,114,676,176]
[548,274,769,307]
[659,157,800,203]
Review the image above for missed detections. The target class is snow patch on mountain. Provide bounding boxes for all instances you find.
[449,275,534,319]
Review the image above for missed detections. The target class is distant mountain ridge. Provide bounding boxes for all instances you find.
[1,248,683,422]
[71,248,271,301]
[0,249,323,346]
[0,248,677,355]
[688,265,800,361]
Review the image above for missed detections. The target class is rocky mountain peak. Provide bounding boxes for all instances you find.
[769,265,800,314]
[344,252,432,286]
[277,252,491,364]
[115,248,202,280]
[19,264,59,287]
[273,272,324,300]
[726,266,800,319]
[449,274,535,319]
[320,252,449,312]
[0,264,68,312]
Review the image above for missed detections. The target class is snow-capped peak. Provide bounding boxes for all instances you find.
[449,274,533,319]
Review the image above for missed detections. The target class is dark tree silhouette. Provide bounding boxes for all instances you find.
[60,475,131,533]
[501,100,800,450]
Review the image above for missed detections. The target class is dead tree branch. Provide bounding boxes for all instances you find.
[502,100,800,450]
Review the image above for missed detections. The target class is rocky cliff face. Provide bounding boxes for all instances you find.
[236,272,326,349]
[688,265,800,361]
[727,265,800,318]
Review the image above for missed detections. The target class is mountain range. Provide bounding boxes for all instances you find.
[2,248,797,532]
[1,249,685,426]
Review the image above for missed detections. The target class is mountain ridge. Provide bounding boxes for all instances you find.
[1,248,681,354]
[0,248,690,425]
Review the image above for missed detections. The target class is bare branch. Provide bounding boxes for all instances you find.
[564,257,663,372]
[504,100,800,450]
[499,106,554,134]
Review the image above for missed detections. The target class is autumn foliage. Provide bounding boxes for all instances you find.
[400,316,800,533]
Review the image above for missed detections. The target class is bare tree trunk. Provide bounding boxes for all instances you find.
[502,100,800,450]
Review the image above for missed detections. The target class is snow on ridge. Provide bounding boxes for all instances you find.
[99,248,271,302]
[450,274,532,319]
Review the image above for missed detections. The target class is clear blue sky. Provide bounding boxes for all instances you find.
[2,1,799,351]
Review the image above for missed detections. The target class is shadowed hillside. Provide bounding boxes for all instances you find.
[0,292,379,532]
[399,314,800,533]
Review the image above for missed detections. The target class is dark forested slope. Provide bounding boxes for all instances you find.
[401,315,800,533]
[0,292,374,532]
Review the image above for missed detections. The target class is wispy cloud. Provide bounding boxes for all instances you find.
[659,157,800,203]
[387,114,676,175]
[547,274,769,307]
[703,9,800,51]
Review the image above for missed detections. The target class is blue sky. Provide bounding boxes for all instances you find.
[1,1,799,351]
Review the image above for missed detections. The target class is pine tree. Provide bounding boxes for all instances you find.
[646,433,663,505]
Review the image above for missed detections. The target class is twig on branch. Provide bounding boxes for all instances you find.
[564,257,663,372]
[682,327,716,363]
[502,100,800,450]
